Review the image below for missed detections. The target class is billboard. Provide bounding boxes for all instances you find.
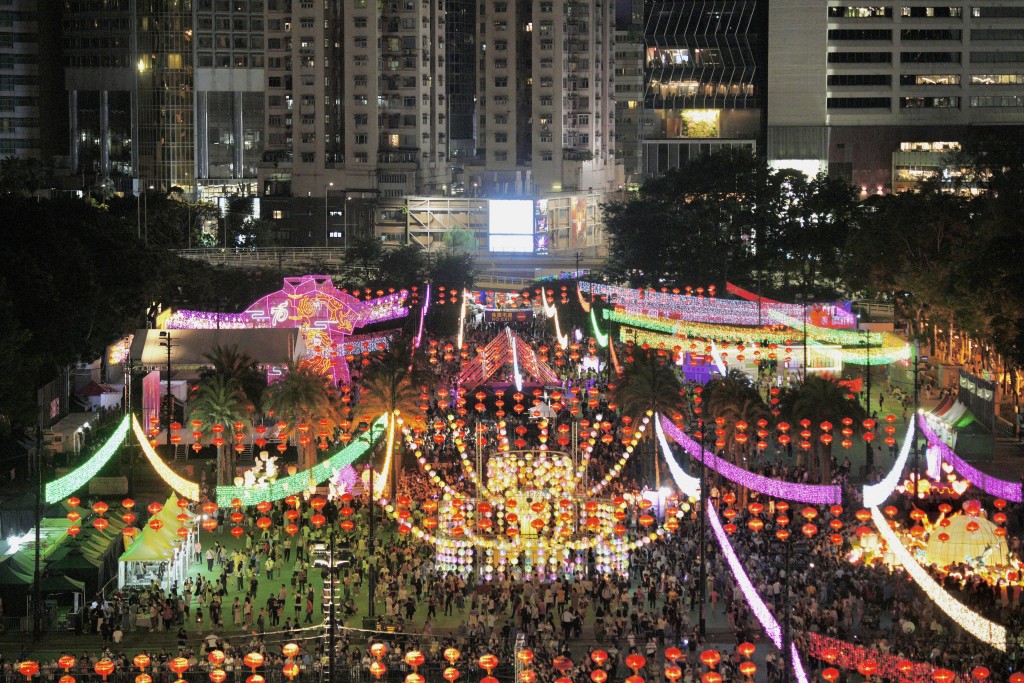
[488,199,534,253]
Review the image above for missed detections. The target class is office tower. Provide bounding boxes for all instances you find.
[768,0,1024,193]
[614,28,645,186]
[445,0,476,159]
[0,1,64,163]
[63,0,136,194]
[64,0,261,198]
[640,0,767,177]
[472,0,619,196]
[193,0,265,198]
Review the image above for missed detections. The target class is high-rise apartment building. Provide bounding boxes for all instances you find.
[768,0,1024,192]
[471,0,619,196]
[639,0,767,177]
[60,1,621,244]
[1,2,64,163]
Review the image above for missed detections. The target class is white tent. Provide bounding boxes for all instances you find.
[117,494,197,590]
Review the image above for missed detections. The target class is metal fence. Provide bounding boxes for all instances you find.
[2,665,516,683]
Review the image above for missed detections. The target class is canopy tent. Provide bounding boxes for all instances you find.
[926,398,993,460]
[117,494,196,590]
[130,328,305,368]
[0,516,92,618]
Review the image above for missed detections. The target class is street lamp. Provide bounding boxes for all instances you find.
[365,462,377,622]
[158,331,174,450]
[696,417,708,640]
[324,182,333,248]
[860,326,873,472]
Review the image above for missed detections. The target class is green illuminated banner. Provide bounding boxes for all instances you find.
[215,415,387,508]
[45,415,130,504]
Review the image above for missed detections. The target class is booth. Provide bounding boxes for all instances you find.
[117,494,196,590]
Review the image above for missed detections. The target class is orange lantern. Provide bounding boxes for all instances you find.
[95,660,116,680]
[625,654,646,671]
[478,655,498,674]
[699,650,720,668]
[18,663,39,680]
[281,665,299,681]
[209,672,226,683]
[243,652,265,671]
[168,659,189,676]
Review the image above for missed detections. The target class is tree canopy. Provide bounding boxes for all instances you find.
[603,148,860,300]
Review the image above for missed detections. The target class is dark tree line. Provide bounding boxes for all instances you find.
[603,143,1024,371]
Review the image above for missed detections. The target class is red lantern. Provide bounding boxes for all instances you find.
[95,660,116,680]
[168,659,189,676]
[625,654,646,671]
[18,662,39,679]
[243,653,265,671]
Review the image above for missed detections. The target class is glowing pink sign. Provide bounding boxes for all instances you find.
[167,275,408,385]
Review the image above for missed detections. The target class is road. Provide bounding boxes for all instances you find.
[176,248,604,289]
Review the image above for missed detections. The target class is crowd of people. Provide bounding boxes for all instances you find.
[12,315,1024,683]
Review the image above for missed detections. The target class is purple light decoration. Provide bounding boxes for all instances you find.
[706,502,810,683]
[660,417,843,505]
[167,275,409,386]
[862,419,914,508]
[579,281,850,330]
[330,464,360,493]
[414,284,430,350]
[166,310,258,329]
[918,414,1023,502]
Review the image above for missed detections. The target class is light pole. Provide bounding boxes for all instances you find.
[344,195,351,251]
[366,462,377,621]
[325,181,333,247]
[158,331,173,450]
[697,417,707,641]
[861,328,873,472]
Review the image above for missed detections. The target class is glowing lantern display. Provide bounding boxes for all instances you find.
[94,660,115,680]
[18,663,39,679]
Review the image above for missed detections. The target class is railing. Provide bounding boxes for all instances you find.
[178,247,352,264]
[995,414,1016,438]
[853,300,896,321]
[0,665,517,683]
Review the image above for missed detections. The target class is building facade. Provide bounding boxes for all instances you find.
[768,0,1024,192]
[470,0,620,197]
[639,0,766,178]
[0,1,64,163]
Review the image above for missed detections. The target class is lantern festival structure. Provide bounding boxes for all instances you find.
[386,411,679,581]
[431,448,633,579]
[164,274,409,385]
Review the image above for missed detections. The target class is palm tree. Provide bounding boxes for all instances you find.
[187,376,250,485]
[263,364,342,471]
[698,371,770,467]
[780,374,866,481]
[201,344,266,412]
[611,346,686,488]
[356,340,432,495]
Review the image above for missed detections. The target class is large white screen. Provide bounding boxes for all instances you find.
[488,199,534,252]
